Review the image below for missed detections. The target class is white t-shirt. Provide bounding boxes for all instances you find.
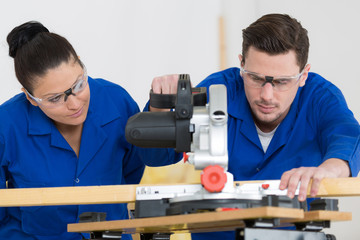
[256,125,278,153]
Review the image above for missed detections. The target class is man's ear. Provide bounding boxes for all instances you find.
[21,88,39,107]
[238,54,244,68]
[299,64,311,87]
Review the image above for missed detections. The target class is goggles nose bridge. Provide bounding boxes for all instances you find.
[263,76,275,87]
[63,88,76,102]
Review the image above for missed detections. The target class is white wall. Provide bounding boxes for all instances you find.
[0,0,221,108]
[0,1,359,239]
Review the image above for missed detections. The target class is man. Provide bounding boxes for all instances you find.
[151,14,360,239]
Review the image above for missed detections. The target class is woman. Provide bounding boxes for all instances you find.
[0,21,177,240]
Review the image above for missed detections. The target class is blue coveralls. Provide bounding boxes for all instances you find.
[192,68,360,240]
[0,77,177,240]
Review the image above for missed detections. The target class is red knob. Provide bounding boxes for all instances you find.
[201,165,227,193]
[183,153,188,163]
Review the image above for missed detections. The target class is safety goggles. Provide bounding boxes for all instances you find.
[25,64,88,108]
[240,68,304,92]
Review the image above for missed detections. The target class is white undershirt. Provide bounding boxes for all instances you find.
[256,125,278,153]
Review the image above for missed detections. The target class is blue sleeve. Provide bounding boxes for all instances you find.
[122,144,146,184]
[314,84,360,176]
[0,135,8,224]
[122,141,180,184]
[138,148,181,167]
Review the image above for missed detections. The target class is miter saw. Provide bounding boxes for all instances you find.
[125,75,307,219]
[77,75,341,240]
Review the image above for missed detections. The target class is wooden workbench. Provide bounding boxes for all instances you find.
[67,207,304,234]
[67,207,351,235]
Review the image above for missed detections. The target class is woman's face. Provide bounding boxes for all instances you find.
[24,60,90,127]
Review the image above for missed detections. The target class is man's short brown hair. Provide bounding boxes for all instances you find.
[242,14,309,70]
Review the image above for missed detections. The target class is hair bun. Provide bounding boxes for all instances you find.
[7,21,49,58]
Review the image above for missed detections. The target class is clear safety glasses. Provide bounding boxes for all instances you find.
[25,64,88,108]
[240,68,304,92]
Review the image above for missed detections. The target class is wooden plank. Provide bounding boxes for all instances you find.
[0,185,137,207]
[67,207,304,234]
[0,178,359,207]
[285,210,352,223]
[310,178,360,197]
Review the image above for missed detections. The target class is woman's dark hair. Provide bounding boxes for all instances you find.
[7,21,80,93]
[242,14,309,71]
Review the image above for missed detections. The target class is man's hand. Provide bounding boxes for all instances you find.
[151,74,179,94]
[279,158,350,201]
[150,74,179,112]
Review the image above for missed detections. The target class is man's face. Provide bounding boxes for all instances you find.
[240,47,310,132]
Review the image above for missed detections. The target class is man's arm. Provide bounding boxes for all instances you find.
[280,74,360,201]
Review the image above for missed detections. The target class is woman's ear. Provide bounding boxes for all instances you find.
[21,88,39,107]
